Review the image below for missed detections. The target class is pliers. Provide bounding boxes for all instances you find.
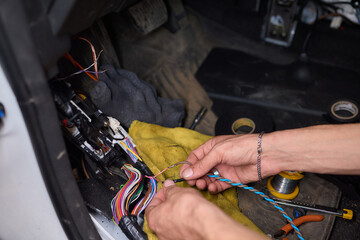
[273,215,324,239]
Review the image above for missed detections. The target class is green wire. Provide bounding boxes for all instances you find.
[131,184,144,203]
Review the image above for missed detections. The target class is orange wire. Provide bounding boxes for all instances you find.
[63,53,98,81]
[81,157,90,179]
[312,13,340,24]
[77,36,99,79]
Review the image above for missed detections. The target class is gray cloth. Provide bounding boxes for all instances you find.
[90,65,185,128]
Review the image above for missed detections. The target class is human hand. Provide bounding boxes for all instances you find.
[145,180,220,240]
[180,134,282,194]
[145,180,268,240]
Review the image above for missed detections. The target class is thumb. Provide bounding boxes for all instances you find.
[181,150,220,180]
[162,180,180,199]
[163,179,176,188]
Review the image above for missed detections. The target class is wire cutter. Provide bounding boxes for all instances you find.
[273,215,324,239]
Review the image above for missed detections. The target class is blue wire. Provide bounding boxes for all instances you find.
[207,174,305,240]
[0,110,4,118]
[125,139,138,163]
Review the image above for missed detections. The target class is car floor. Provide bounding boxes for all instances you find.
[67,6,360,240]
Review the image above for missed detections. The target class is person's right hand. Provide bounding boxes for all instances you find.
[146,180,269,240]
[180,134,282,194]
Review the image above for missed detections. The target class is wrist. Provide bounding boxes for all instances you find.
[261,128,318,175]
[261,131,298,176]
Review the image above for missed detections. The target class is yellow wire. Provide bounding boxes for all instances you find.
[120,141,143,162]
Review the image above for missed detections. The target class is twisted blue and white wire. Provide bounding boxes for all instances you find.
[207,174,305,240]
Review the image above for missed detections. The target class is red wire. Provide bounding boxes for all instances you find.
[63,53,98,81]
[77,36,99,79]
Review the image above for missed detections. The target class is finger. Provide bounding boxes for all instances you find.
[208,181,231,194]
[146,180,177,219]
[147,180,175,206]
[147,187,166,209]
[162,180,179,199]
[200,175,212,185]
[208,182,218,194]
[191,174,216,190]
[146,191,165,221]
[187,179,196,186]
[183,148,222,180]
[195,178,207,190]
[163,179,176,188]
[181,136,232,173]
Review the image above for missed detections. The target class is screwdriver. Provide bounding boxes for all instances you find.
[189,107,207,130]
[273,198,353,220]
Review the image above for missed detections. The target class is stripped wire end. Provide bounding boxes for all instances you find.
[61,37,104,81]
[145,161,192,182]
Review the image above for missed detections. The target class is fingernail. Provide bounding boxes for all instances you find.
[163,180,175,187]
[182,168,193,178]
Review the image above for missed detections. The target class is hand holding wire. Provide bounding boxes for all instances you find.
[180,135,282,194]
[145,178,269,240]
[145,180,213,240]
[145,161,192,182]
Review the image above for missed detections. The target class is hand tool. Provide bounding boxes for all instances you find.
[273,198,353,220]
[273,215,324,238]
[189,107,207,130]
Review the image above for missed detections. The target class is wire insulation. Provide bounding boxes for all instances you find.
[111,164,157,225]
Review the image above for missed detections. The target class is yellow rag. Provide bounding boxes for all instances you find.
[129,120,263,239]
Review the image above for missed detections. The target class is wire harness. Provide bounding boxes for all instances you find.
[111,164,157,224]
[207,174,305,240]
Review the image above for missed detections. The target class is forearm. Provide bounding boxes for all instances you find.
[263,124,360,175]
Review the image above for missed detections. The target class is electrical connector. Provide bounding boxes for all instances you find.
[118,215,148,240]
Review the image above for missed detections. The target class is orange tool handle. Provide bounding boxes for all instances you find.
[281,215,324,234]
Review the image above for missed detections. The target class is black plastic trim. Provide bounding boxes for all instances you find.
[0,0,101,239]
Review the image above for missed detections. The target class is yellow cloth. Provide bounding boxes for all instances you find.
[129,120,263,239]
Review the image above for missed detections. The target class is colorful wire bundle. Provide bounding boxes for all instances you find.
[131,177,157,216]
[111,164,157,225]
[121,137,141,163]
[111,164,143,224]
